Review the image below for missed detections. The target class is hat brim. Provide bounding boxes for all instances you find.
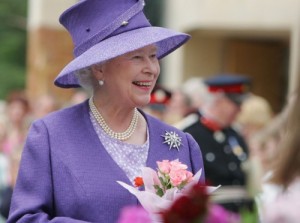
[54,26,190,88]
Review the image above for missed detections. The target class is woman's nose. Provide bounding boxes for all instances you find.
[143,57,159,75]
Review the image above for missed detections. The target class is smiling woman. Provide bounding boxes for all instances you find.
[7,1,205,223]
[90,45,160,114]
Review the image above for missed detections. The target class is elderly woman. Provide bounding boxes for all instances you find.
[7,0,204,223]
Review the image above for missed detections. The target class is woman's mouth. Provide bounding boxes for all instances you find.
[132,81,152,87]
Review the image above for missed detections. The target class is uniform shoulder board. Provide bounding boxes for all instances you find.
[173,113,199,130]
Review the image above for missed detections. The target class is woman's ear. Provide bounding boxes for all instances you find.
[91,63,104,80]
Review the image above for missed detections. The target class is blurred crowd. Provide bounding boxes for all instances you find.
[0,89,89,221]
[0,74,298,222]
[142,75,299,222]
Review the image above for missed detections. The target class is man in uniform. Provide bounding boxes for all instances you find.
[181,74,252,213]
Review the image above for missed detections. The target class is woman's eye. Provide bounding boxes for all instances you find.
[131,54,142,59]
[150,54,157,59]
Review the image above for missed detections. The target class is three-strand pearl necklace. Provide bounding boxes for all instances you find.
[89,97,139,141]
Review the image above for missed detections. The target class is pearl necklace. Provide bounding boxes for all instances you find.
[89,97,139,141]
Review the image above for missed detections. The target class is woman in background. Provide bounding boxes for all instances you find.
[258,90,300,223]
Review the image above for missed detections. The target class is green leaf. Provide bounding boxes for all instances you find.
[154,185,164,197]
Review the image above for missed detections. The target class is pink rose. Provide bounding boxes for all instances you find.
[169,169,193,187]
[157,160,172,174]
[186,171,194,183]
[170,159,188,171]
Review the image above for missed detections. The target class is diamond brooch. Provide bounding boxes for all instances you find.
[162,131,182,151]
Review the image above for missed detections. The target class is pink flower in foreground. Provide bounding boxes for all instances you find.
[117,206,151,223]
[205,204,240,223]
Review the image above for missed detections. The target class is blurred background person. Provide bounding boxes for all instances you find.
[0,145,22,220]
[182,74,253,213]
[0,90,31,221]
[31,94,60,120]
[181,77,209,111]
[236,94,274,146]
[173,77,210,129]
[141,84,172,121]
[0,91,30,157]
[0,99,8,222]
[163,88,193,125]
[235,94,274,196]
[0,100,6,143]
[258,88,300,223]
[244,89,298,200]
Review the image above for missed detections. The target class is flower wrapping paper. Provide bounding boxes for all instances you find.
[117,167,220,221]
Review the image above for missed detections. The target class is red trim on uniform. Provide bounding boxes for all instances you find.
[200,116,222,131]
[208,84,246,94]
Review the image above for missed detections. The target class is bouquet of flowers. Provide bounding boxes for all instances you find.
[117,159,219,222]
[117,181,239,223]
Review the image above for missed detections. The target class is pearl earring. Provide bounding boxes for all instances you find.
[98,80,104,86]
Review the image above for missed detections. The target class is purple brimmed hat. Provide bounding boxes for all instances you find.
[54,0,190,88]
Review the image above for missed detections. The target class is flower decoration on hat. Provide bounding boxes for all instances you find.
[161,131,182,151]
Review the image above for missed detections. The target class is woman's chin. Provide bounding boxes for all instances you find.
[134,98,150,108]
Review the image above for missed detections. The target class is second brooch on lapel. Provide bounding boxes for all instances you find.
[161,131,182,151]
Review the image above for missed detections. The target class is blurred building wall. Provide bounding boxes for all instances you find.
[163,0,300,112]
[27,0,77,105]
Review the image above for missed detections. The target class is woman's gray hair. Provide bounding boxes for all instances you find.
[75,67,96,94]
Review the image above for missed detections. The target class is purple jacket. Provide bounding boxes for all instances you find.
[8,101,204,223]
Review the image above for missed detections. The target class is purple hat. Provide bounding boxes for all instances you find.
[54,0,190,88]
